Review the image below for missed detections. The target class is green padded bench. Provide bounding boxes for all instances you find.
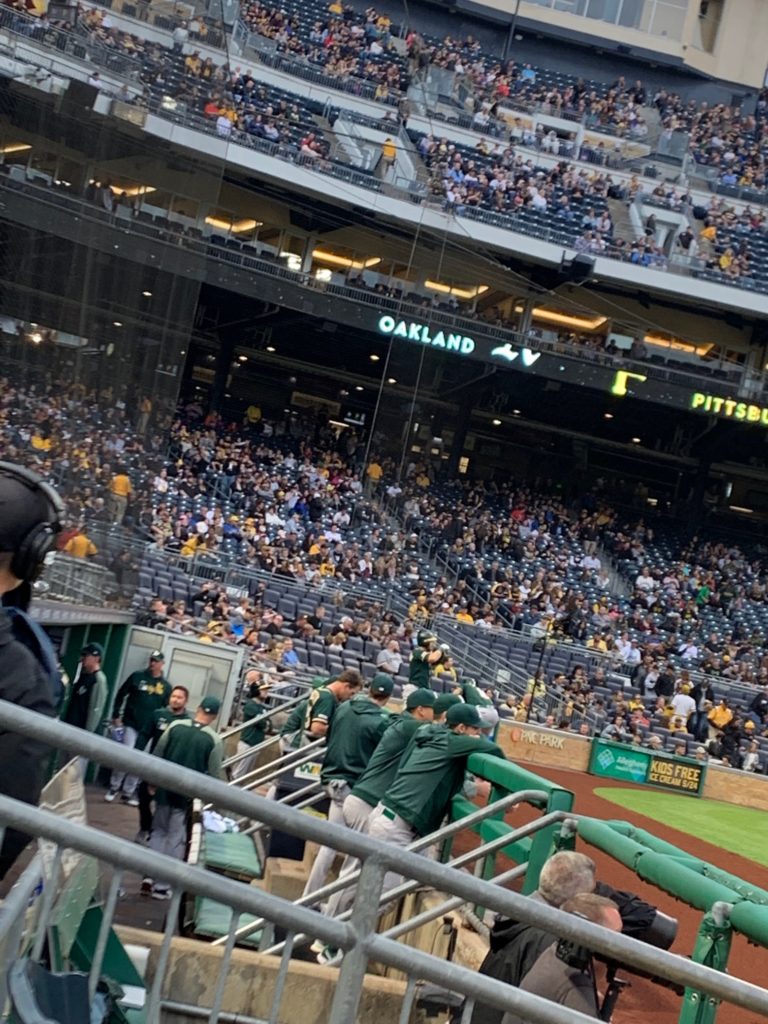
[191,897,263,948]
[203,832,262,882]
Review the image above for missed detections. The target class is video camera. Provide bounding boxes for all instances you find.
[555,884,679,1021]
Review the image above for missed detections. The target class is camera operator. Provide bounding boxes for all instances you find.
[470,851,597,1024]
[0,462,64,879]
[501,892,622,1024]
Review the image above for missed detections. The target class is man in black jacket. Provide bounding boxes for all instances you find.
[0,463,64,879]
[470,851,597,1024]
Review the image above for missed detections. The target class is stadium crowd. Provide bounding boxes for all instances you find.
[3,366,765,772]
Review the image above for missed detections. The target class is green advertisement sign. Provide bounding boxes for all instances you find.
[589,739,706,797]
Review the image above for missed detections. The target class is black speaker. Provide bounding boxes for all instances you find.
[559,254,596,284]
[61,80,98,115]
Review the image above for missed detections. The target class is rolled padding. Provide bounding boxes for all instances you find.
[729,902,768,946]
[577,818,647,870]
[636,852,740,911]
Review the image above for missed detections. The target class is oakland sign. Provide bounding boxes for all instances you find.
[376,315,475,355]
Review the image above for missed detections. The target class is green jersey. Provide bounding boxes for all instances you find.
[280,686,337,748]
[383,724,505,837]
[352,711,424,809]
[320,695,390,786]
[111,670,171,733]
[242,699,270,747]
[408,648,432,688]
[460,682,493,707]
[136,706,191,752]
[154,718,225,808]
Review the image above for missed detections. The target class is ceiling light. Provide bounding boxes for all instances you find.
[512,409,521,415]
[515,306,607,331]
[387,377,397,384]
[631,437,641,443]
[729,505,753,514]
[370,354,380,362]
[110,184,156,197]
[339,389,349,397]
[355,386,364,392]
[113,321,123,327]
[312,249,381,270]
[492,418,502,426]
[238,355,248,362]
[265,345,276,353]
[0,143,32,154]
[424,280,489,299]
[644,334,713,357]
[604,413,614,419]
[142,290,152,297]
[29,332,42,344]
[204,217,260,233]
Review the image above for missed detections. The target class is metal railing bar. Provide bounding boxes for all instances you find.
[145,888,184,1024]
[381,861,527,942]
[240,788,325,838]
[88,869,123,1001]
[213,738,326,802]
[230,791,543,947]
[262,804,558,956]
[1,793,767,1018]
[398,978,418,1024]
[267,930,295,1024]
[0,853,44,1014]
[207,909,240,1024]
[30,845,62,962]
[1,705,767,1010]
[328,856,388,1024]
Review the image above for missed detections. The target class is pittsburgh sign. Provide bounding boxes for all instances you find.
[377,315,475,355]
[691,392,768,425]
[588,738,705,797]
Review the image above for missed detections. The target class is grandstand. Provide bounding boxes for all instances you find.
[4,0,768,1020]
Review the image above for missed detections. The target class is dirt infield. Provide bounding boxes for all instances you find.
[512,766,768,1024]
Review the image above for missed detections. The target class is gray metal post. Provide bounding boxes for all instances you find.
[327,858,387,1024]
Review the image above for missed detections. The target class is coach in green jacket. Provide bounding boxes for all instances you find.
[141,694,224,900]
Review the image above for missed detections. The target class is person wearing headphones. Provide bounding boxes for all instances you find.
[0,462,65,879]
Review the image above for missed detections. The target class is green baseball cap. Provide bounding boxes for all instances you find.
[200,695,221,715]
[406,689,437,710]
[447,704,482,728]
[370,673,395,697]
[433,693,462,717]
[81,642,104,658]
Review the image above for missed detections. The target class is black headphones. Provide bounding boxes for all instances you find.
[0,462,65,582]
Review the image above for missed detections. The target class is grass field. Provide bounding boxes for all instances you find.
[594,787,768,868]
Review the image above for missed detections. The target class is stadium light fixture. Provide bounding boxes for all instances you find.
[387,377,397,384]
[631,437,641,443]
[265,345,276,353]
[204,217,260,233]
[108,184,156,197]
[312,249,381,269]
[515,306,607,330]
[604,413,614,419]
[643,334,712,357]
[492,418,502,426]
[142,290,153,297]
[355,386,364,391]
[0,143,32,154]
[370,354,380,361]
[424,280,489,299]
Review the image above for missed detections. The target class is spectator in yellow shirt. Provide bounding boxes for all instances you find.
[365,458,383,496]
[108,470,132,524]
[64,527,98,559]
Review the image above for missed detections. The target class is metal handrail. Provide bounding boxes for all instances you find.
[1,704,768,1020]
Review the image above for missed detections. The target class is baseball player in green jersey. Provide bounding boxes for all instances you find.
[279,669,362,752]
[232,673,272,782]
[320,689,437,925]
[141,694,224,900]
[407,630,446,690]
[304,673,394,899]
[317,703,505,965]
